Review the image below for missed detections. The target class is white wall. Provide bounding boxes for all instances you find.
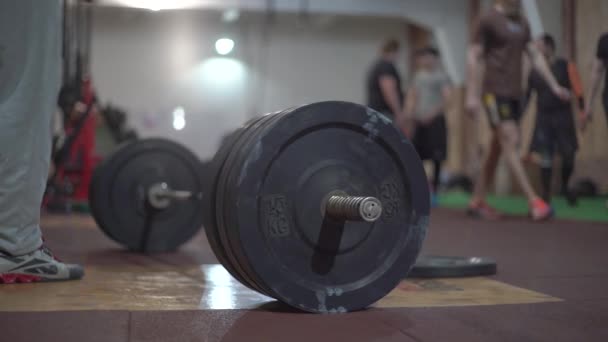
[536,0,562,51]
[91,7,409,159]
[398,0,469,84]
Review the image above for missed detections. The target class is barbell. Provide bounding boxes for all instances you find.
[89,101,430,313]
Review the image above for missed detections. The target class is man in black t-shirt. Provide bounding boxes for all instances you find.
[525,34,584,206]
[584,33,608,124]
[366,38,406,133]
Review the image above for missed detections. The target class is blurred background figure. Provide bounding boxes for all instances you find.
[465,0,570,221]
[405,47,452,207]
[524,33,585,206]
[584,32,608,209]
[366,38,407,133]
[585,32,608,126]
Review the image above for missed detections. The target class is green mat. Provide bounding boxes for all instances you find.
[439,191,608,223]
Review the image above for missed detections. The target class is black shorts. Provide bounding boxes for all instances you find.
[529,109,578,160]
[413,115,447,161]
[482,94,522,128]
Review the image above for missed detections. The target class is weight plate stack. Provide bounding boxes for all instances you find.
[205,101,430,313]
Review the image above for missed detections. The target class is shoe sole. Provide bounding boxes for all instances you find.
[0,273,83,284]
[0,273,43,284]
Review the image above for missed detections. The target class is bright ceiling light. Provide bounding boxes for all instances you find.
[173,116,186,131]
[215,38,235,56]
[114,0,204,12]
[172,106,186,131]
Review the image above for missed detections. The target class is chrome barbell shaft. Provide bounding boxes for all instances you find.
[147,182,193,209]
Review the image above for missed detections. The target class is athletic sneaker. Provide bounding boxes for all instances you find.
[0,246,84,283]
[529,198,554,221]
[467,200,503,220]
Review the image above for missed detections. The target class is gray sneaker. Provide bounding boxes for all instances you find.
[0,246,84,283]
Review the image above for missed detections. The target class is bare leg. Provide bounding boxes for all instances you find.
[471,132,501,203]
[497,121,538,202]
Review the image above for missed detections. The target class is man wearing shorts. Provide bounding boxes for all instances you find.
[466,0,571,220]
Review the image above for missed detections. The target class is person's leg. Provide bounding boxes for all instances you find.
[539,162,553,202]
[529,113,554,202]
[496,121,538,201]
[554,110,579,206]
[0,1,62,255]
[497,120,552,220]
[0,0,83,283]
[430,115,447,195]
[468,132,503,219]
[538,140,555,203]
[471,94,502,205]
[432,159,441,193]
[471,132,501,202]
[560,152,577,206]
[561,155,574,194]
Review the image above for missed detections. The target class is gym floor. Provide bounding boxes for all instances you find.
[1,209,606,342]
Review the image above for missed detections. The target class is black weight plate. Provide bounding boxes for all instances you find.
[90,142,138,242]
[409,256,497,278]
[204,113,280,293]
[219,109,295,298]
[89,151,121,242]
[90,138,204,253]
[216,110,293,296]
[222,101,430,313]
[89,163,104,235]
[203,125,253,288]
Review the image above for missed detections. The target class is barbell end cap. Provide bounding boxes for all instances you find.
[358,197,383,222]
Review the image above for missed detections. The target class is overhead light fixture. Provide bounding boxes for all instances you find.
[172,106,186,131]
[215,38,235,56]
[116,0,204,12]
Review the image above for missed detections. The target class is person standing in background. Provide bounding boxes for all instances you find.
[466,0,571,221]
[524,33,585,206]
[405,47,453,207]
[366,38,407,133]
